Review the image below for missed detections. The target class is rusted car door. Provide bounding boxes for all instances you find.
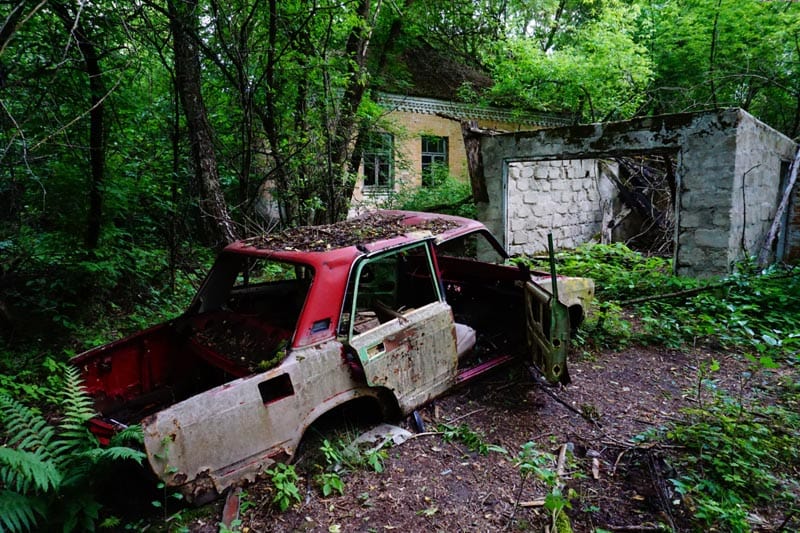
[524,281,571,384]
[343,241,458,414]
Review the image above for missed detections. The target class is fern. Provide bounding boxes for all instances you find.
[0,396,55,460]
[0,448,61,493]
[50,366,99,462]
[0,365,145,533]
[111,424,144,446]
[0,490,45,533]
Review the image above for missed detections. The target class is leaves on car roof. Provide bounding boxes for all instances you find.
[247,212,459,252]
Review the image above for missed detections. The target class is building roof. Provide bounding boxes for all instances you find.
[374,44,571,127]
[375,93,572,128]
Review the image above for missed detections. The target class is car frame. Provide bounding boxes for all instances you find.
[73,210,593,503]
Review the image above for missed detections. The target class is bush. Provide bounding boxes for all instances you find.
[382,175,476,219]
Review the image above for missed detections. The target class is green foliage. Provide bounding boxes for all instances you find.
[382,176,476,219]
[665,362,800,531]
[519,243,800,359]
[518,242,688,301]
[437,423,507,456]
[525,243,800,529]
[265,463,302,512]
[644,0,800,135]
[310,435,391,498]
[487,1,653,120]
[0,366,145,532]
[571,301,632,351]
[314,472,345,498]
[513,442,575,533]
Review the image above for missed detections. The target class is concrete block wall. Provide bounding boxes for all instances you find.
[506,159,605,254]
[673,115,738,275]
[731,115,796,265]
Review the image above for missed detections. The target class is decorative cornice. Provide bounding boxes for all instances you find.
[375,92,572,128]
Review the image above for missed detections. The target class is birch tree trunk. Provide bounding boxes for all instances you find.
[758,146,800,267]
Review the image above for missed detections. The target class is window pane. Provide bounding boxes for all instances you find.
[421,136,448,187]
[363,133,394,189]
[341,243,440,338]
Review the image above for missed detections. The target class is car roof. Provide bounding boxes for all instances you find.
[223,210,487,266]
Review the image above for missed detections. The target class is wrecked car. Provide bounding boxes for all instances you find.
[73,210,594,503]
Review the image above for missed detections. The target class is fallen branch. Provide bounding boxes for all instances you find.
[448,408,487,424]
[555,443,568,479]
[591,457,600,479]
[618,283,718,306]
[604,525,664,532]
[527,365,602,427]
[618,267,799,306]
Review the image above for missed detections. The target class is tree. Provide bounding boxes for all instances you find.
[484,0,654,121]
[643,0,800,136]
[49,2,107,249]
[168,0,238,245]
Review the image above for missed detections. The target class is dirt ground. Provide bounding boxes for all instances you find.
[157,342,789,533]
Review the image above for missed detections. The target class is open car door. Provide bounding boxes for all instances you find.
[524,280,571,384]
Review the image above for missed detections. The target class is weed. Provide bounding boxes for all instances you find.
[266,463,301,511]
[151,438,184,519]
[664,360,800,531]
[314,472,345,497]
[511,442,575,533]
[311,436,389,498]
[437,422,507,456]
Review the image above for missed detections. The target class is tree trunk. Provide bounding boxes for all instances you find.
[51,2,105,249]
[327,0,379,223]
[169,0,238,246]
[253,0,290,225]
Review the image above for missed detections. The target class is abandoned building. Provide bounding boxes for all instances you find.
[466,108,800,277]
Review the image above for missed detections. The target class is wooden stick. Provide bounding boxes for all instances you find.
[556,443,568,480]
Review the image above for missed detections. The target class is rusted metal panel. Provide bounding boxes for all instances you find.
[349,302,458,414]
[525,281,571,384]
[142,341,374,501]
[531,274,596,314]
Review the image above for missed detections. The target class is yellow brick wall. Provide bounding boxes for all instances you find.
[351,110,546,206]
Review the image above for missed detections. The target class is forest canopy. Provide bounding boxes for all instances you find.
[2,0,800,350]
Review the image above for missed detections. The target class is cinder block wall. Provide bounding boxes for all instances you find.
[732,116,796,265]
[506,159,606,253]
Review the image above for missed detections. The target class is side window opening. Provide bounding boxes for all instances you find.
[339,242,440,339]
[189,256,313,374]
[436,231,508,264]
